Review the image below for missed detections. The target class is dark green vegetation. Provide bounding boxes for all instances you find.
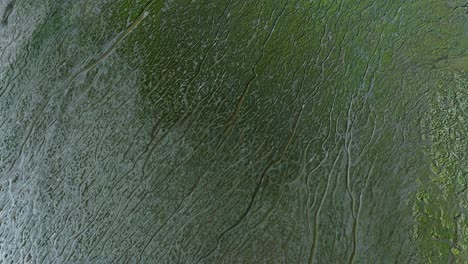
[0,0,466,263]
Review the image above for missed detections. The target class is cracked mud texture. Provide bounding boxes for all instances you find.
[0,0,466,263]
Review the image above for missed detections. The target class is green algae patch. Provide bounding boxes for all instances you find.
[418,71,467,263]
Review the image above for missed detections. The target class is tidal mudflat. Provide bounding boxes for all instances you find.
[0,0,466,263]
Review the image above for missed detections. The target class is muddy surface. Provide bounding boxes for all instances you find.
[0,0,466,263]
